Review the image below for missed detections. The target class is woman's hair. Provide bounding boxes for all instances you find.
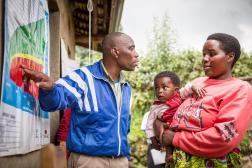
[207,33,241,68]
[154,71,180,87]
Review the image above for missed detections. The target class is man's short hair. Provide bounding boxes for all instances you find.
[102,32,126,55]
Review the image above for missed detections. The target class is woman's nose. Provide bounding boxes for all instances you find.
[203,55,210,62]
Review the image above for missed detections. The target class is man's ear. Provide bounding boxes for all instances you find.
[227,52,235,64]
[111,47,119,58]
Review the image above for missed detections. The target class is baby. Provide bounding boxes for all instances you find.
[145,71,206,164]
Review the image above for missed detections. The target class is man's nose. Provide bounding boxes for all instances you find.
[135,51,139,58]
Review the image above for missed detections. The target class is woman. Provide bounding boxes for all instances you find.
[154,33,252,167]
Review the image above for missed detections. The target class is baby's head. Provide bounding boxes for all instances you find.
[154,71,180,102]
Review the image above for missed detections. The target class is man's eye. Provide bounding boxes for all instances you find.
[164,86,169,90]
[129,46,135,51]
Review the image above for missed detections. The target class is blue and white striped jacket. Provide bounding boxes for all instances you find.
[39,60,132,158]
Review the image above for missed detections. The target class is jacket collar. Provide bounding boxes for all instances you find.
[86,60,128,85]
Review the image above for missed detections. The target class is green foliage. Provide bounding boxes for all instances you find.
[233,50,252,84]
[75,46,102,66]
[239,131,252,155]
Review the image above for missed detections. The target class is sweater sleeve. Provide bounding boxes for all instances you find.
[145,105,158,138]
[179,83,193,99]
[56,108,71,141]
[145,104,170,138]
[173,84,252,158]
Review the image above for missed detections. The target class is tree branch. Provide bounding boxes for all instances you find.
[239,76,252,81]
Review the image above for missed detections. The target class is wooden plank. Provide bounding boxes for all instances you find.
[76,35,103,44]
[0,0,4,97]
[40,144,67,168]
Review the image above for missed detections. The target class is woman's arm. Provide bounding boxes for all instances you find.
[56,108,71,142]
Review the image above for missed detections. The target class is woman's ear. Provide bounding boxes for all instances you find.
[175,86,179,91]
[227,52,235,64]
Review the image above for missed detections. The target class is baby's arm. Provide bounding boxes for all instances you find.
[145,107,157,139]
[146,104,170,149]
[180,83,206,99]
[146,104,168,138]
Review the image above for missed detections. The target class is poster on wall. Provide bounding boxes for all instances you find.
[0,0,50,156]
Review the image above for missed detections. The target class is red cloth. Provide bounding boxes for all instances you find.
[161,92,182,123]
[56,108,71,141]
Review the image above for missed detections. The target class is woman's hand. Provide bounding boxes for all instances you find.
[150,137,161,150]
[153,119,166,141]
[162,129,175,147]
[153,119,170,143]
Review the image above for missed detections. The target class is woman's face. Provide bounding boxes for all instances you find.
[202,40,232,80]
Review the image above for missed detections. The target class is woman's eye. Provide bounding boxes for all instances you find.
[209,52,216,57]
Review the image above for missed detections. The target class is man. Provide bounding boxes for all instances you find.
[22,32,139,168]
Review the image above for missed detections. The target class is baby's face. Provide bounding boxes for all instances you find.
[154,77,178,102]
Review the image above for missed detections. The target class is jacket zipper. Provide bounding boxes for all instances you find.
[117,87,123,156]
[87,67,129,156]
[99,77,124,156]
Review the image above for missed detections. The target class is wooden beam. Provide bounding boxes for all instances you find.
[57,0,76,59]
[92,0,98,34]
[76,35,104,44]
[0,0,4,97]
[109,0,124,32]
[48,0,59,12]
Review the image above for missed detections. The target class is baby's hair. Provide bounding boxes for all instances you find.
[154,71,180,87]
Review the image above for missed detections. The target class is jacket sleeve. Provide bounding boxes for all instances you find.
[39,77,81,112]
[173,84,252,158]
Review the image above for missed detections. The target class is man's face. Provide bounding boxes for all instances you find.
[114,36,139,71]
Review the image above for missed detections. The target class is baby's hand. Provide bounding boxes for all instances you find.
[192,85,206,97]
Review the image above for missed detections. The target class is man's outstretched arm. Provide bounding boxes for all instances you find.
[22,64,54,90]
